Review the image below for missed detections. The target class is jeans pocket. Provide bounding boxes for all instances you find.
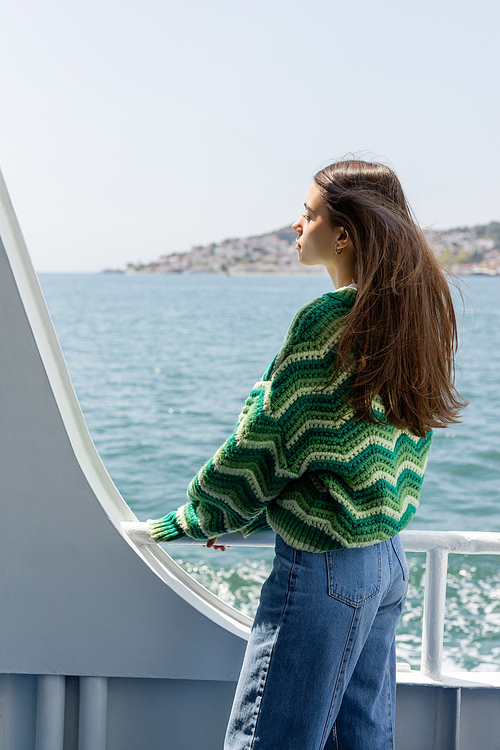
[326,543,382,606]
[390,535,409,581]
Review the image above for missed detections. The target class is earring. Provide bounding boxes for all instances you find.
[335,244,343,255]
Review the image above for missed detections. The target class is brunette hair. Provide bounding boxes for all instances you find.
[314,158,467,438]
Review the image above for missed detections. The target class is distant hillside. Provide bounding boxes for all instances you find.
[124,221,500,276]
[425,222,500,271]
[126,226,325,275]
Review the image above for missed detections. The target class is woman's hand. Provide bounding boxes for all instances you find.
[203,538,230,552]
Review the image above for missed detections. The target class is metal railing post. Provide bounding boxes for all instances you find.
[35,674,66,750]
[420,548,449,680]
[79,676,108,750]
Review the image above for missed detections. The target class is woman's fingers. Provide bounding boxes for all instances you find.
[202,538,230,552]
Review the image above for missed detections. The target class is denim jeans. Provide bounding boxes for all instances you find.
[224,534,409,750]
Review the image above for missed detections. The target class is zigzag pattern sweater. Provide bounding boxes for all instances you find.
[148,286,433,552]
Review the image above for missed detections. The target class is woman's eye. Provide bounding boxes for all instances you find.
[302,213,310,220]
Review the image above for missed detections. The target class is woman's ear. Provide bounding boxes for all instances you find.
[336,229,350,249]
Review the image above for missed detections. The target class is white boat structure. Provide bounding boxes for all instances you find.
[1,166,499,750]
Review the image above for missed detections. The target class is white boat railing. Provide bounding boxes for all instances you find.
[123,524,500,682]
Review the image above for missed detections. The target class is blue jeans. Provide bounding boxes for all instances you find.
[224,534,409,750]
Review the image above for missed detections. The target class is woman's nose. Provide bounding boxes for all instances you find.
[292,218,302,233]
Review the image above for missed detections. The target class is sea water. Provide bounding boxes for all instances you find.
[38,272,500,672]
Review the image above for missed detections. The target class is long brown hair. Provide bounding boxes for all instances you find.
[314,158,467,438]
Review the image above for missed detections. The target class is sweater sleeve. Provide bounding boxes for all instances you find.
[148,374,298,542]
[147,291,354,544]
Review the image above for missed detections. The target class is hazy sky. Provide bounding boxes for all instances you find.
[0,0,498,272]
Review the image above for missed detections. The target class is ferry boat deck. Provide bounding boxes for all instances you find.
[1,166,499,750]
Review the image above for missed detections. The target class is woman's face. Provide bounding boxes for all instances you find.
[292,182,341,267]
[292,182,356,288]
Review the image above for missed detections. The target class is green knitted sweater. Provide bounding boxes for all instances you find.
[148,286,433,553]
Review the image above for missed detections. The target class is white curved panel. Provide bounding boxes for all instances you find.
[0,166,250,678]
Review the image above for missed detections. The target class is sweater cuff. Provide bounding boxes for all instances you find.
[147,511,188,543]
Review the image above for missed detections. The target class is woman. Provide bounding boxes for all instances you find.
[148,159,466,749]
